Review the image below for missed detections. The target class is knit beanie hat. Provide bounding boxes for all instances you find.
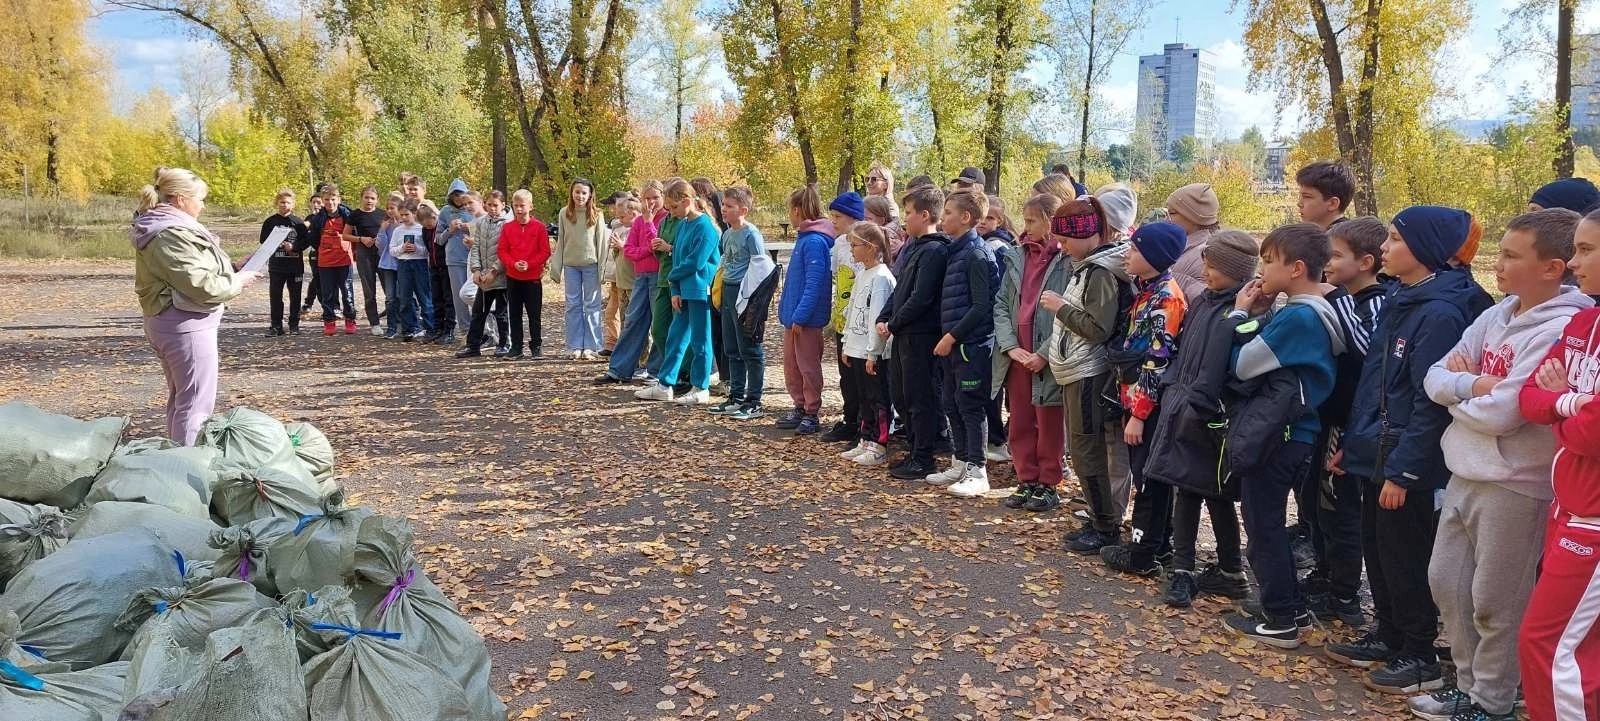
[1392,205,1473,272]
[1455,217,1483,268]
[1129,221,1187,274]
[829,191,866,221]
[1201,230,1260,284]
[1530,178,1600,214]
[1166,183,1220,227]
[1095,183,1139,239]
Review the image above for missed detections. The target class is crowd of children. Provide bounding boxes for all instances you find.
[261,166,1600,721]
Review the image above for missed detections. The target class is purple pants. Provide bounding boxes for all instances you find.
[144,306,221,445]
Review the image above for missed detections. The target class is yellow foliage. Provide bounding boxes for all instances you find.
[0,0,110,199]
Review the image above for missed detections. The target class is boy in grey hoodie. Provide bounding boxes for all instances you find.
[1412,208,1594,721]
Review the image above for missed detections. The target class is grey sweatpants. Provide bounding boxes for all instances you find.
[1427,476,1548,715]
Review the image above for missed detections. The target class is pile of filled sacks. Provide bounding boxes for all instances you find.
[0,401,507,721]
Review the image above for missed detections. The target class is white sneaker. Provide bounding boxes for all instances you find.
[839,441,870,460]
[924,461,967,486]
[852,442,887,466]
[709,372,721,385]
[370,326,385,336]
[945,467,991,497]
[673,388,711,405]
[634,382,673,401]
[985,443,1012,462]
[572,350,584,360]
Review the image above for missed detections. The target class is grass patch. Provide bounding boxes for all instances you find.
[0,193,262,259]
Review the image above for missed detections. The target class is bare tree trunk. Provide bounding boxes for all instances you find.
[1076,0,1097,181]
[769,0,817,184]
[673,56,686,174]
[836,0,862,194]
[931,92,947,173]
[45,127,59,186]
[1309,0,1376,214]
[478,2,507,191]
[1557,0,1577,178]
[982,0,1012,194]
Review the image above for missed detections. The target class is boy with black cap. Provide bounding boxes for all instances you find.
[1528,177,1600,214]
[1098,221,1189,577]
[950,167,986,192]
[1327,206,1494,694]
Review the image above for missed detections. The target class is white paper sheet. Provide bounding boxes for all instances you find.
[241,226,291,274]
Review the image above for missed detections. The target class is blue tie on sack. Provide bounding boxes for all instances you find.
[0,659,45,691]
[309,623,402,641]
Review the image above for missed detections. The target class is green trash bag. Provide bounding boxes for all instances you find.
[267,586,352,663]
[350,516,506,721]
[119,613,307,721]
[196,409,310,485]
[85,443,215,519]
[0,402,127,509]
[207,521,293,598]
[0,610,50,669]
[67,502,221,564]
[301,599,473,721]
[211,463,320,527]
[0,500,68,591]
[0,659,127,721]
[116,575,273,658]
[0,530,184,667]
[283,422,334,484]
[268,492,371,595]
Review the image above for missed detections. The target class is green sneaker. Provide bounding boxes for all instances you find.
[1001,484,1038,509]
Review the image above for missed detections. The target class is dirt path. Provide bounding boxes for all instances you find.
[0,259,1410,720]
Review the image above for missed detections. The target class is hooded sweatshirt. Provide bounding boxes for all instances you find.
[436,179,475,266]
[1344,269,1495,491]
[131,205,243,323]
[1520,307,1600,516]
[1233,293,1348,443]
[1425,288,1593,498]
[1047,242,1131,386]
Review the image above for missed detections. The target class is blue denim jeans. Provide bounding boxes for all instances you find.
[720,283,764,403]
[394,259,433,334]
[606,272,656,379]
[563,264,603,352]
[657,298,714,390]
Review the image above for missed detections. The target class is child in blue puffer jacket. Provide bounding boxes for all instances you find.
[777,185,837,435]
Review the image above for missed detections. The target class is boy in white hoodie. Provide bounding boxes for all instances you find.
[1414,208,1594,721]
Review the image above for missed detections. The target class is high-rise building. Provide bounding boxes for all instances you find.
[1572,34,1600,131]
[1135,43,1219,160]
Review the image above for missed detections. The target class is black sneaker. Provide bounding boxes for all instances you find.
[598,349,613,357]
[708,400,742,415]
[1195,565,1250,600]
[1002,484,1038,509]
[1363,654,1444,695]
[1222,610,1303,650]
[1406,687,1473,721]
[1164,570,1198,608]
[501,350,523,359]
[1025,486,1061,513]
[529,346,543,359]
[265,327,284,337]
[1065,528,1119,555]
[1445,704,1516,721]
[1239,599,1314,629]
[1309,594,1366,627]
[592,373,624,385]
[454,348,481,358]
[774,408,804,430]
[1325,631,1399,669]
[494,345,511,357]
[1100,544,1161,578]
[888,458,937,480]
[820,422,857,443]
[795,415,821,435]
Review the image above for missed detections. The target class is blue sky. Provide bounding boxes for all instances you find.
[94,0,1584,141]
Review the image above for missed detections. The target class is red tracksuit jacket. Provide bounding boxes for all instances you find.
[1521,306,1600,517]
[498,218,551,282]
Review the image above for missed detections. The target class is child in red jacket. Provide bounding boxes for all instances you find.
[498,189,552,360]
[1519,211,1600,721]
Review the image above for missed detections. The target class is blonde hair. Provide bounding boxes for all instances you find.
[415,200,439,222]
[945,190,988,226]
[664,178,702,212]
[510,189,534,206]
[849,222,890,264]
[985,194,1016,235]
[1031,173,1076,203]
[1023,193,1063,222]
[788,184,825,221]
[137,167,208,214]
[867,162,895,196]
[275,187,296,202]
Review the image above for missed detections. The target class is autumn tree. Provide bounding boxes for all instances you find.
[1499,0,1587,178]
[1237,0,1466,215]
[0,0,110,198]
[644,0,718,174]
[1048,0,1155,181]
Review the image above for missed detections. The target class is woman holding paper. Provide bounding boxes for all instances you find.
[131,167,258,445]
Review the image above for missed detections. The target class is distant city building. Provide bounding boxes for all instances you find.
[1574,33,1600,131]
[1265,143,1292,186]
[1135,43,1219,161]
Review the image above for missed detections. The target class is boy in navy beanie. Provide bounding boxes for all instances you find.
[1529,177,1600,214]
[1327,205,1493,694]
[1099,222,1190,577]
